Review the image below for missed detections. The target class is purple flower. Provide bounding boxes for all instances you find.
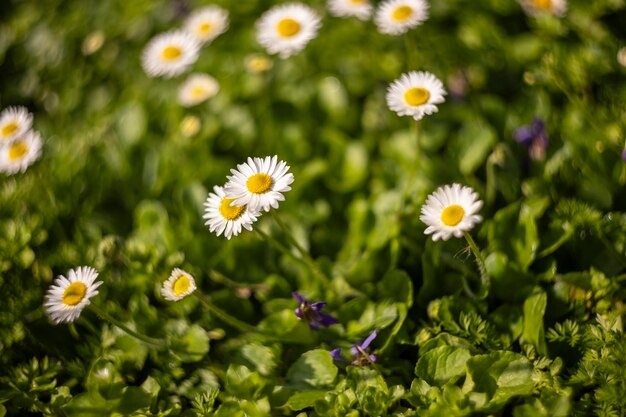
[331,329,378,366]
[293,292,338,330]
[621,148,626,163]
[514,118,548,161]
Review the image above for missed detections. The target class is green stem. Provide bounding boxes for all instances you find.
[270,210,331,287]
[193,291,258,334]
[463,232,490,299]
[255,226,303,265]
[88,304,167,349]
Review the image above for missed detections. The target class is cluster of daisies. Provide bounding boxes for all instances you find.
[141,6,226,106]
[0,106,42,175]
[203,155,294,239]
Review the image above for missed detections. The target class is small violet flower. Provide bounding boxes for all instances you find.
[330,329,378,366]
[293,292,338,330]
[514,117,548,161]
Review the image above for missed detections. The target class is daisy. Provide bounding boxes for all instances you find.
[0,130,43,175]
[44,266,103,324]
[161,268,197,301]
[224,156,294,212]
[178,73,220,107]
[386,71,446,121]
[256,3,322,59]
[420,183,483,241]
[0,106,33,145]
[328,0,373,21]
[374,0,429,35]
[183,6,229,45]
[245,54,273,74]
[203,185,261,239]
[141,30,201,78]
[519,0,567,17]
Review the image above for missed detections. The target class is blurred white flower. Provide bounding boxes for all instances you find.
[0,130,42,175]
[245,54,273,74]
[44,266,103,324]
[386,71,446,121]
[161,268,196,301]
[0,106,33,145]
[183,6,229,45]
[203,185,261,239]
[374,0,429,35]
[328,0,373,21]
[256,3,322,59]
[618,47,626,68]
[141,30,200,78]
[178,73,219,107]
[420,183,483,241]
[519,0,567,17]
[225,156,294,212]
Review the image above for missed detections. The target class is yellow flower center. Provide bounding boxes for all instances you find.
[532,0,552,9]
[162,45,182,61]
[246,173,272,194]
[404,87,430,106]
[441,205,465,226]
[219,197,245,220]
[173,275,191,296]
[62,282,87,306]
[350,0,366,3]
[1,122,18,138]
[191,86,206,98]
[8,141,28,161]
[277,18,301,37]
[392,5,413,21]
[198,22,213,35]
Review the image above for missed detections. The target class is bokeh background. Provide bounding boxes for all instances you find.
[2,0,626,415]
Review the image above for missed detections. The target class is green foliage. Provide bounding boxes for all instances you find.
[3,0,626,416]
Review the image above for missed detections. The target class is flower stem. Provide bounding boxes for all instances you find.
[193,291,258,334]
[269,210,331,287]
[88,304,167,349]
[463,232,490,299]
[404,33,419,69]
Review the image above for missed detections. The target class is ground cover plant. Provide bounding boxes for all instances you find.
[2,0,626,415]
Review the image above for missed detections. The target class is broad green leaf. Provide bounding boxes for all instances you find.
[237,343,278,377]
[415,346,471,386]
[286,349,338,390]
[286,390,329,411]
[463,351,534,412]
[521,289,547,355]
[457,121,497,175]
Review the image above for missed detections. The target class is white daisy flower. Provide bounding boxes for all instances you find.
[519,0,567,17]
[225,156,295,212]
[256,3,322,59]
[183,6,229,45]
[328,0,373,21]
[141,30,201,78]
[374,0,429,35]
[386,71,446,121]
[420,183,483,241]
[178,73,220,107]
[245,54,273,74]
[0,130,43,175]
[44,266,103,324]
[161,268,197,301]
[203,185,261,239]
[0,106,33,145]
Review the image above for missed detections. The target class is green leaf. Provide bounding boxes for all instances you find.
[457,121,497,175]
[376,269,413,306]
[237,343,278,377]
[114,386,152,415]
[521,289,547,355]
[415,346,471,386]
[286,390,329,411]
[463,351,534,412]
[286,349,338,390]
